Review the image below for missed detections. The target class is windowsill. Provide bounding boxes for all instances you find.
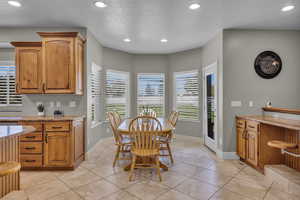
[178,119,201,123]
[91,121,106,129]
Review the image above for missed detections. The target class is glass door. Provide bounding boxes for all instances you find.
[203,63,218,152]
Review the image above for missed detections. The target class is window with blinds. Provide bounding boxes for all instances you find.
[174,70,199,121]
[105,70,130,117]
[137,73,165,117]
[0,64,22,106]
[90,63,102,126]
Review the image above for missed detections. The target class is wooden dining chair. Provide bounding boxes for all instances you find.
[159,111,179,164]
[139,108,157,118]
[107,112,131,167]
[168,111,179,127]
[129,116,162,181]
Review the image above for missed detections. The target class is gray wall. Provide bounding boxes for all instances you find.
[132,55,169,117]
[201,32,224,151]
[223,29,300,152]
[168,48,202,137]
[0,27,86,116]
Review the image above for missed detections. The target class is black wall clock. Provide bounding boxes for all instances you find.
[254,51,282,79]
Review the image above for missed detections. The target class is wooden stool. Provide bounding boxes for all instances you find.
[268,140,299,157]
[0,162,21,177]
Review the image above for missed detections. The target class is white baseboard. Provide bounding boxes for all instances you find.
[216,150,239,160]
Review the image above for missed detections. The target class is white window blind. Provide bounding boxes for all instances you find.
[90,63,102,126]
[0,64,22,106]
[105,70,130,117]
[174,70,199,121]
[137,73,165,117]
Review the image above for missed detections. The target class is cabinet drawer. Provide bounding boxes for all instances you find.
[21,121,43,131]
[45,121,70,132]
[236,119,246,129]
[246,121,259,132]
[20,132,43,142]
[20,142,43,154]
[21,155,42,167]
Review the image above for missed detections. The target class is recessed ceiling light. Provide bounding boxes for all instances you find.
[189,3,200,10]
[123,38,131,42]
[8,1,22,7]
[94,1,107,8]
[281,5,295,12]
[160,38,168,43]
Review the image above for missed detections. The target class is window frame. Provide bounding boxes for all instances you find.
[105,69,130,118]
[173,70,200,122]
[137,73,165,117]
[0,61,22,107]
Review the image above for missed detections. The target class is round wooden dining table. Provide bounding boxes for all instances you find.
[117,117,175,171]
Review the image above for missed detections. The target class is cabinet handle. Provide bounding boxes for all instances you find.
[43,83,46,92]
[248,125,255,129]
[25,147,36,150]
[51,126,62,129]
[24,160,36,163]
[25,136,36,139]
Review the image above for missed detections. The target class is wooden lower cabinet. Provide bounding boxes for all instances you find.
[237,127,246,159]
[236,118,259,168]
[19,119,84,170]
[44,132,71,167]
[246,130,258,166]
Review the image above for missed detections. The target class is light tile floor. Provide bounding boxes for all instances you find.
[10,135,300,200]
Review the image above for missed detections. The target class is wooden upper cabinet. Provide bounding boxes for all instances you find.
[11,42,43,94]
[38,32,85,95]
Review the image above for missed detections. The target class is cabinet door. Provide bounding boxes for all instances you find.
[42,38,74,93]
[237,127,246,159]
[16,47,42,93]
[246,131,258,166]
[44,132,71,167]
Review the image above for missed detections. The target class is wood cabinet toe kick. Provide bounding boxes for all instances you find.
[236,116,300,173]
[16,118,85,170]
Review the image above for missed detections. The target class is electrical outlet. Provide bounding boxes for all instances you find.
[249,101,254,107]
[49,102,54,108]
[56,101,61,107]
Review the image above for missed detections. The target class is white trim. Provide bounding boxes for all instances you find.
[202,62,218,152]
[173,69,200,121]
[137,73,165,117]
[216,150,239,160]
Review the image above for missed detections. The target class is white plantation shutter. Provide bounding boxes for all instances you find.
[137,73,165,117]
[105,70,130,117]
[174,70,199,121]
[90,63,102,125]
[0,64,22,106]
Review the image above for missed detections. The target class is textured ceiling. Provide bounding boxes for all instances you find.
[0,0,300,54]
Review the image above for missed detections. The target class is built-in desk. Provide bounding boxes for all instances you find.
[236,115,300,173]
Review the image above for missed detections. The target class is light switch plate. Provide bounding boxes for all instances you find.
[69,101,76,107]
[231,101,242,107]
